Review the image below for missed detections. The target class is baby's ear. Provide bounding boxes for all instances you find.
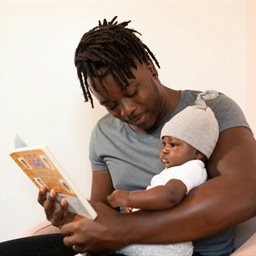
[195,151,206,161]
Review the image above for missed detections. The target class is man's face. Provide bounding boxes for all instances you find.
[160,136,199,168]
[88,61,164,132]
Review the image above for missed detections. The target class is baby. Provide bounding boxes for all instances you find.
[107,91,219,256]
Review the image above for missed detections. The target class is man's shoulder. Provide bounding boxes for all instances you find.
[206,93,250,132]
[180,90,250,132]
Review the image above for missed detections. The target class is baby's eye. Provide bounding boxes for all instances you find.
[170,143,176,148]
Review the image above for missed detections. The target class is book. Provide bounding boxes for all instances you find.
[9,136,97,220]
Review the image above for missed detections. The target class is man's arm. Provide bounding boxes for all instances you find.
[107,180,187,210]
[119,127,256,243]
[62,127,256,253]
[90,169,115,204]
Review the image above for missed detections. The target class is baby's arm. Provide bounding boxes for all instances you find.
[107,179,187,211]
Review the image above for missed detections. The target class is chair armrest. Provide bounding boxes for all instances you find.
[232,233,256,255]
[21,219,60,237]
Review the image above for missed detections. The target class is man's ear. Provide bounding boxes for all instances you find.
[146,59,158,78]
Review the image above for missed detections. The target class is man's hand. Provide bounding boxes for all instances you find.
[107,189,130,209]
[61,202,127,254]
[37,186,75,227]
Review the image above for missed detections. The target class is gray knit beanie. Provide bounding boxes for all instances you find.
[161,90,219,159]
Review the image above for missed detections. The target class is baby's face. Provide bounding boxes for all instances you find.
[160,136,198,168]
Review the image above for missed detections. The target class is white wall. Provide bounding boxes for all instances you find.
[0,1,253,242]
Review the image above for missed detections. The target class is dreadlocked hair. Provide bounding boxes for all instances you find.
[75,16,160,108]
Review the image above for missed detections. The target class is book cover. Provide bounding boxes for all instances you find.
[10,136,97,220]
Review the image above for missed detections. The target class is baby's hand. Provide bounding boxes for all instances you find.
[107,189,130,209]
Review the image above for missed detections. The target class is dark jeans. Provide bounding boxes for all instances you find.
[0,234,75,256]
[0,233,126,256]
[192,251,233,256]
[0,233,232,256]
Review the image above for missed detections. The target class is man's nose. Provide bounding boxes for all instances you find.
[120,99,136,119]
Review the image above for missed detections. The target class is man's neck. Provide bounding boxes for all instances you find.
[153,86,180,128]
[129,87,180,134]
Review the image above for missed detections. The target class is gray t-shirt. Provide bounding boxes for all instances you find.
[89,90,250,256]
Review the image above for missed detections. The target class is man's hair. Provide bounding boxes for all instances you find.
[74,16,160,108]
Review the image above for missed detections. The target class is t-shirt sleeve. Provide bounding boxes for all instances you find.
[89,124,108,171]
[208,93,250,132]
[180,162,208,193]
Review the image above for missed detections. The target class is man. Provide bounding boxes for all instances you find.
[1,16,255,256]
[58,16,256,255]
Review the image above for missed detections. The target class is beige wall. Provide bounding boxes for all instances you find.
[246,1,256,133]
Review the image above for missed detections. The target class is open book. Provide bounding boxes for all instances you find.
[9,136,97,220]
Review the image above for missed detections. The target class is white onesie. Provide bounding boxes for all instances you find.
[117,160,207,256]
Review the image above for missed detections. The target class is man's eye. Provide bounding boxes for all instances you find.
[127,93,136,98]
[126,90,137,98]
